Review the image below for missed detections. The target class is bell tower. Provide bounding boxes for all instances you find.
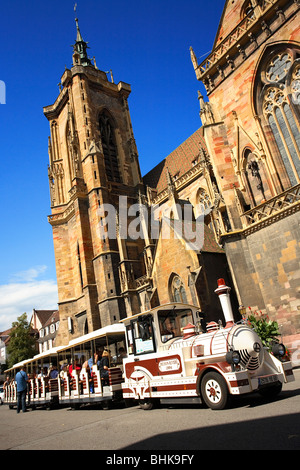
[44,17,143,346]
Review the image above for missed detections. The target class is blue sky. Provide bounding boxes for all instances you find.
[0,0,225,331]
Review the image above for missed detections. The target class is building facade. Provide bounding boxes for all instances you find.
[190,0,300,348]
[30,309,59,353]
[44,1,300,354]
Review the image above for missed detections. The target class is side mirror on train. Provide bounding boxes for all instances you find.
[139,322,150,341]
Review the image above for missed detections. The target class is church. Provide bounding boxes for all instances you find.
[43,0,300,355]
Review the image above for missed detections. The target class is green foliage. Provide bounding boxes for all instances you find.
[247,313,280,350]
[6,313,36,368]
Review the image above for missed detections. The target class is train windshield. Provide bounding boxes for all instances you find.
[158,308,193,343]
[126,314,156,356]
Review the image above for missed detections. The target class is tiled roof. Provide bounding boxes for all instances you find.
[43,310,59,327]
[202,224,224,254]
[168,218,224,254]
[0,328,12,337]
[143,127,207,194]
[33,310,57,327]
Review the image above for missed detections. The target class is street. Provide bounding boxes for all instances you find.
[0,369,299,452]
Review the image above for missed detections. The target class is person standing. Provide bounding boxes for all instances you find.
[15,366,29,413]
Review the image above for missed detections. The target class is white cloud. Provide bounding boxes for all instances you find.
[0,266,58,332]
[9,265,48,283]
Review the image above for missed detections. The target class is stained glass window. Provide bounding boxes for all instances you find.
[262,52,300,186]
[266,53,292,82]
[171,275,188,304]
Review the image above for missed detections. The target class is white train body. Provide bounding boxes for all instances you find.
[122,280,294,409]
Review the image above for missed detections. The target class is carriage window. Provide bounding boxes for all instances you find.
[129,315,155,355]
[158,309,194,343]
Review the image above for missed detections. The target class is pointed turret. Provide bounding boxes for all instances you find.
[72,17,92,67]
[166,167,179,201]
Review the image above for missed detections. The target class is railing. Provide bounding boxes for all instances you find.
[196,0,278,75]
[242,184,300,227]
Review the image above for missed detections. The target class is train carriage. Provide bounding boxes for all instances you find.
[57,323,125,408]
[4,347,66,409]
[4,324,126,410]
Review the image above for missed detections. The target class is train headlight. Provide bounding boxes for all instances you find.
[226,350,241,365]
[272,343,286,357]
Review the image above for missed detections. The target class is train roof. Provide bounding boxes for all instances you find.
[4,346,65,372]
[66,323,125,349]
[5,323,125,373]
[120,302,199,324]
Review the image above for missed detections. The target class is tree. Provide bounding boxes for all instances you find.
[6,313,36,368]
[247,311,280,351]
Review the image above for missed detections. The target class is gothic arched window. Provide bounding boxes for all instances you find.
[170,275,187,304]
[99,113,121,183]
[241,0,262,20]
[198,188,212,212]
[257,48,300,188]
[197,187,216,231]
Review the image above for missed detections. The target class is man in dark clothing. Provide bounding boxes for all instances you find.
[15,366,29,413]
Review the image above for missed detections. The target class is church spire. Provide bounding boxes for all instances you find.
[72,15,92,67]
[75,17,84,43]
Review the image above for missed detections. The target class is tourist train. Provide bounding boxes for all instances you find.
[4,279,294,410]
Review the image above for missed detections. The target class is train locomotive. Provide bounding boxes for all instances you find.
[121,279,294,410]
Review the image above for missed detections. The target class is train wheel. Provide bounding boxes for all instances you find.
[101,400,110,410]
[139,398,160,410]
[139,399,154,410]
[200,372,229,410]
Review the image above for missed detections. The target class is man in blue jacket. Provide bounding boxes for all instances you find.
[15,366,29,413]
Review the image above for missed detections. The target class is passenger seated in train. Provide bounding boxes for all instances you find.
[99,350,110,385]
[3,376,11,389]
[160,317,176,342]
[37,367,48,378]
[88,349,103,369]
[80,361,94,393]
[59,364,68,378]
[117,347,127,362]
[69,358,81,375]
[48,363,59,379]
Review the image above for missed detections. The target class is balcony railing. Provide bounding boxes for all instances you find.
[196,0,278,78]
[242,184,300,228]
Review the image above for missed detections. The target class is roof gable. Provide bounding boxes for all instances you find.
[31,309,57,331]
[43,310,59,327]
